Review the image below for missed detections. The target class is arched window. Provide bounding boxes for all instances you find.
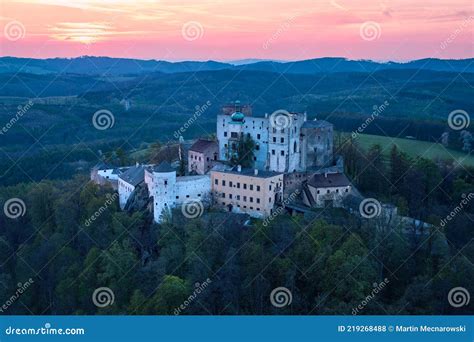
[293,141,297,153]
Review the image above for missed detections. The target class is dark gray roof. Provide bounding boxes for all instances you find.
[150,161,175,173]
[118,165,145,186]
[215,167,283,179]
[189,139,217,153]
[302,120,333,129]
[308,172,351,188]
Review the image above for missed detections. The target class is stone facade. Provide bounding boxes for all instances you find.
[216,102,333,173]
[211,166,284,218]
[188,139,219,175]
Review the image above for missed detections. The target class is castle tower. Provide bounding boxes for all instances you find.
[151,162,177,223]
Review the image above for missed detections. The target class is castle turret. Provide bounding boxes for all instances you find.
[151,161,176,223]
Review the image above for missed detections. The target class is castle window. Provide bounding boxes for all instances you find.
[256,144,260,151]
[176,196,179,199]
[231,132,238,138]
[165,180,168,185]
[294,141,297,152]
[229,181,233,187]
[317,190,320,194]
[222,180,226,186]
[237,195,240,200]
[327,190,330,194]
[257,134,261,139]
[187,195,190,198]
[243,196,247,202]
[250,185,254,190]
[281,137,284,143]
[271,150,275,155]
[281,150,284,156]
[257,186,261,191]
[229,194,232,199]
[250,197,253,203]
[224,132,228,137]
[237,182,240,189]
[269,185,272,191]
[256,208,260,211]
[269,197,272,203]
[243,184,247,189]
[281,128,285,133]
[222,193,226,198]
[336,189,339,193]
[250,207,253,210]
[257,198,260,203]
[214,179,218,185]
[345,188,349,192]
[273,137,276,143]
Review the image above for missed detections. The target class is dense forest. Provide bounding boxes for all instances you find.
[1,138,473,315]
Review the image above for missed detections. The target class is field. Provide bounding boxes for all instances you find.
[353,133,474,168]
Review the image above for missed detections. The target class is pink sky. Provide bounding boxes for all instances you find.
[0,0,472,61]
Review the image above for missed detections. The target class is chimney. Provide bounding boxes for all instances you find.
[237,165,242,172]
[254,169,258,176]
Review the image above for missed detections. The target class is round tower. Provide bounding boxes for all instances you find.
[151,162,176,223]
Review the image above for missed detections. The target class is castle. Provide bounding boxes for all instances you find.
[91,102,351,223]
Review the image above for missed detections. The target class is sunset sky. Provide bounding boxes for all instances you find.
[0,0,472,61]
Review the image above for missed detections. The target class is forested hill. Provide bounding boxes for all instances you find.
[1,56,473,75]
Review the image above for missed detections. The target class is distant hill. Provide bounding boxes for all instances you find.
[0,56,472,75]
